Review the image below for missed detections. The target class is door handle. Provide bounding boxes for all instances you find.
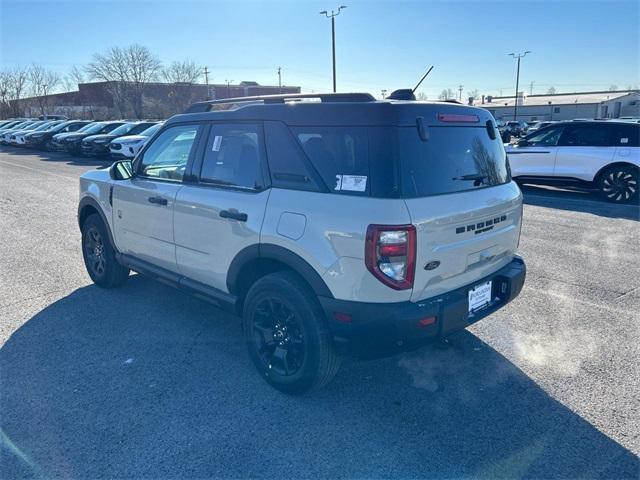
[220,210,248,222]
[148,196,168,206]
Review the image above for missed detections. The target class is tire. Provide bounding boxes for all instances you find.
[81,213,129,288]
[597,165,638,204]
[242,271,341,394]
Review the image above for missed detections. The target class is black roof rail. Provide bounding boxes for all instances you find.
[185,92,376,113]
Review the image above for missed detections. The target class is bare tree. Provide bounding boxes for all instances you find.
[28,65,61,115]
[609,84,618,91]
[467,88,479,103]
[0,67,30,117]
[546,86,556,94]
[0,71,11,117]
[162,60,202,84]
[86,44,162,118]
[415,92,428,101]
[62,65,86,92]
[438,88,455,100]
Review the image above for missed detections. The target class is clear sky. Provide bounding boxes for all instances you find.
[1,0,638,99]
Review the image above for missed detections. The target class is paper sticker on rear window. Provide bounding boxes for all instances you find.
[621,138,629,144]
[212,135,223,151]
[335,174,367,192]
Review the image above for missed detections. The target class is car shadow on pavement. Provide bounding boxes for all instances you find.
[2,274,638,479]
[520,184,639,221]
[0,146,110,168]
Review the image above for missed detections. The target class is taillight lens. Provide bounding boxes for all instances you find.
[365,225,416,290]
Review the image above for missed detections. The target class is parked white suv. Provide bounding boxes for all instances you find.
[78,92,526,393]
[507,121,639,203]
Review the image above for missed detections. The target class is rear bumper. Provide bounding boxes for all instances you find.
[320,256,526,357]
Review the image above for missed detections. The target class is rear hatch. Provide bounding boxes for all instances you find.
[397,108,522,302]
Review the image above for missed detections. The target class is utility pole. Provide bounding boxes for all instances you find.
[320,6,347,93]
[203,66,210,99]
[529,80,535,95]
[509,51,531,121]
[225,79,233,98]
[277,67,282,93]
[458,84,464,102]
[381,89,387,99]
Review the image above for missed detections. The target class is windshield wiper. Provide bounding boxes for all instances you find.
[452,173,488,181]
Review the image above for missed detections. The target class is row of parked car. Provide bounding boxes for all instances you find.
[497,117,640,143]
[0,117,163,159]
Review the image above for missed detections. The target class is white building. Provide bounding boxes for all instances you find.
[476,90,640,121]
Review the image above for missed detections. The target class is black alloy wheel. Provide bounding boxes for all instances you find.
[83,226,107,278]
[252,297,306,377]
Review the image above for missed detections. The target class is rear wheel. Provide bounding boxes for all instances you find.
[81,214,129,288]
[598,165,638,204]
[242,272,341,394]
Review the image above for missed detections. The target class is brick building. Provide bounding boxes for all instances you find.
[12,80,301,120]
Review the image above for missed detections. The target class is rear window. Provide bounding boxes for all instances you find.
[398,126,510,197]
[287,125,508,198]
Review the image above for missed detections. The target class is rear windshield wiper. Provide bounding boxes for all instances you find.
[452,173,488,182]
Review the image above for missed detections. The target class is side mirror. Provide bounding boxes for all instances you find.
[517,139,530,147]
[109,160,133,180]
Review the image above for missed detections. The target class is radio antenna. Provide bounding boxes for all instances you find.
[412,66,434,94]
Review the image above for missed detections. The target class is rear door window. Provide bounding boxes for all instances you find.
[559,124,611,147]
[398,126,510,198]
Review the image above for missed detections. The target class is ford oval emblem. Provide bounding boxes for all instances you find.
[424,260,440,271]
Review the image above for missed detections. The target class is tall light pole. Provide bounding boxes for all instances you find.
[320,5,347,93]
[508,51,531,121]
[277,67,282,93]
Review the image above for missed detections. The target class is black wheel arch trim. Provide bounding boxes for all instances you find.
[77,196,116,248]
[227,243,334,299]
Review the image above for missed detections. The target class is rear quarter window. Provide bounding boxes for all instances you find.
[610,123,639,147]
[292,126,370,195]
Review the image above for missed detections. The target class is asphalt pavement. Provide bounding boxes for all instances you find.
[1,147,639,479]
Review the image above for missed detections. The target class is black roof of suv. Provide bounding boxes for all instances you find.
[174,92,496,127]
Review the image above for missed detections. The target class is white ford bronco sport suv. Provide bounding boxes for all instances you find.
[78,92,526,393]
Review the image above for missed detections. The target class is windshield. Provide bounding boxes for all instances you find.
[82,122,107,134]
[109,123,136,136]
[76,122,98,133]
[139,123,162,136]
[33,122,57,132]
[99,122,124,134]
[50,121,74,132]
[398,126,510,197]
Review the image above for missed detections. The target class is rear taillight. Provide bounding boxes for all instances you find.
[365,225,416,290]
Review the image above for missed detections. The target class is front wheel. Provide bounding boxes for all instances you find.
[242,272,341,394]
[81,214,129,288]
[598,165,638,204]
